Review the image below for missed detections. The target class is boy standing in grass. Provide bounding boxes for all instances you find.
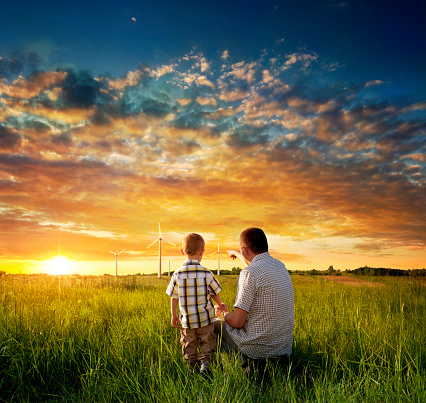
[166,233,223,377]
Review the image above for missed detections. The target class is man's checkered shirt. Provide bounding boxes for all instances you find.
[165,260,222,329]
[226,252,294,359]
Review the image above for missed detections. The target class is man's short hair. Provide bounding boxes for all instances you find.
[182,233,205,255]
[240,227,268,254]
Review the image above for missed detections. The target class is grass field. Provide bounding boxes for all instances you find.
[0,273,424,402]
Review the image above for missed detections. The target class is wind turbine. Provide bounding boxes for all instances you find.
[168,259,173,277]
[167,256,179,277]
[147,222,176,278]
[109,249,125,276]
[209,241,225,276]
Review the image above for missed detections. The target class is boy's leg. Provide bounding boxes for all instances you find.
[197,323,216,364]
[180,328,199,368]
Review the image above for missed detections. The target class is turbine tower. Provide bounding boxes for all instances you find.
[109,249,125,276]
[209,241,224,276]
[168,259,172,277]
[147,222,176,278]
[167,256,178,276]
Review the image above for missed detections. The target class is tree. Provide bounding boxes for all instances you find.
[327,265,335,275]
[231,267,241,275]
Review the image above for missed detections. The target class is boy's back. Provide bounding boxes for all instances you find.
[167,260,221,329]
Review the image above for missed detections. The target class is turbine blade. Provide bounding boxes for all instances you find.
[118,249,125,255]
[109,250,116,255]
[209,251,219,256]
[147,239,159,249]
[162,238,176,246]
[158,221,162,237]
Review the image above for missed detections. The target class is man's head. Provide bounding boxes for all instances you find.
[182,233,205,258]
[239,227,268,260]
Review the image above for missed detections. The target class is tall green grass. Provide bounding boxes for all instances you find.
[0,274,424,402]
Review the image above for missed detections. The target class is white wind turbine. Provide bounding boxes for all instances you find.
[209,241,225,276]
[167,258,174,277]
[147,222,176,278]
[109,249,125,276]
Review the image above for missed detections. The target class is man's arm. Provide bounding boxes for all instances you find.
[218,303,247,329]
[227,249,250,266]
[170,297,179,328]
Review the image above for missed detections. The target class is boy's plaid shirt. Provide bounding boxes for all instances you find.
[166,260,222,329]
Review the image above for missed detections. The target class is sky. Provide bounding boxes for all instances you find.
[0,0,425,275]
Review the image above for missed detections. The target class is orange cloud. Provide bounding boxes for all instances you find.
[0,71,67,99]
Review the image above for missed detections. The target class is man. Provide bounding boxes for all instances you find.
[215,227,294,370]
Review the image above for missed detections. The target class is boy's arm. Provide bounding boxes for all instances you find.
[211,293,222,306]
[170,297,179,328]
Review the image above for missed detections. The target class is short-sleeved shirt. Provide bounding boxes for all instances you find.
[165,260,222,329]
[226,252,294,359]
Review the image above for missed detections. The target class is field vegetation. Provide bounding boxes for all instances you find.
[0,273,424,402]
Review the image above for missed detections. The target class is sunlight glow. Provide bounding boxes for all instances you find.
[44,256,75,275]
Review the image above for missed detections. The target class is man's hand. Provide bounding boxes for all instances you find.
[171,314,179,328]
[227,249,249,266]
[227,249,239,260]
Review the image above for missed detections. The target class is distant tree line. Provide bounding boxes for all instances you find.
[289,266,342,276]
[2,266,423,278]
[289,265,426,277]
[158,267,242,277]
[217,267,242,275]
[346,266,426,277]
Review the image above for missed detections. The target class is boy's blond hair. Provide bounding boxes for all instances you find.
[182,233,205,255]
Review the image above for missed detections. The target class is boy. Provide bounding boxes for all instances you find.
[166,233,223,377]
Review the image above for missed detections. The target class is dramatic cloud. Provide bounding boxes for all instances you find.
[0,48,425,271]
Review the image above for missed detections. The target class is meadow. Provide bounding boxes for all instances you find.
[0,273,424,402]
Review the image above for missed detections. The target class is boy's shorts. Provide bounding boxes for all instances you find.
[180,322,217,366]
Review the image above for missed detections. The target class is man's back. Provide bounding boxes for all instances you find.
[227,252,294,359]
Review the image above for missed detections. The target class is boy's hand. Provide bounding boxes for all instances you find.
[220,302,229,314]
[215,302,229,318]
[171,314,179,328]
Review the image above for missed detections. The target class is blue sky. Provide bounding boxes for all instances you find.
[1,0,424,93]
[0,0,425,274]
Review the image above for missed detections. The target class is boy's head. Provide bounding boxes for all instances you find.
[182,233,205,257]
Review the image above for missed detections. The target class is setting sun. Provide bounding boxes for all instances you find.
[44,256,75,275]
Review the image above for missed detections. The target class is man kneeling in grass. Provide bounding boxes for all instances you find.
[215,227,294,378]
[166,233,223,378]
